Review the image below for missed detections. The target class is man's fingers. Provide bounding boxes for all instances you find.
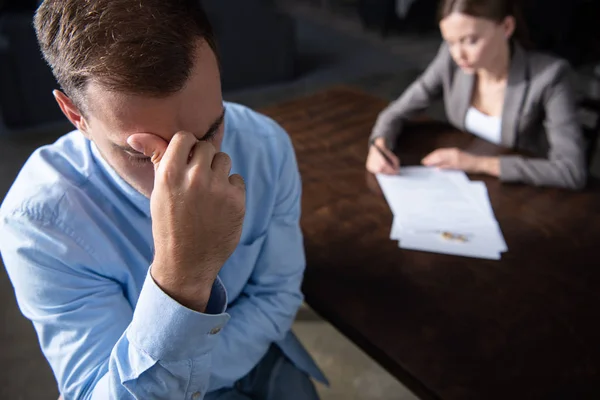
[127,133,169,165]
[189,140,217,172]
[163,131,200,168]
[228,174,246,191]
[211,152,232,176]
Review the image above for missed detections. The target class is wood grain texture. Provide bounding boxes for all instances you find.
[261,87,600,400]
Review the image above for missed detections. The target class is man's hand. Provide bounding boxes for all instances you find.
[366,137,400,174]
[421,147,500,176]
[128,132,246,312]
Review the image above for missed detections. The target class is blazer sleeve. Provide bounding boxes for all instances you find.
[369,43,450,149]
[499,61,587,190]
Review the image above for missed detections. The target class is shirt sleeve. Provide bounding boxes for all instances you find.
[499,60,587,189]
[370,42,450,149]
[0,211,229,400]
[207,128,306,391]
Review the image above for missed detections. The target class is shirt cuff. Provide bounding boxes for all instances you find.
[205,276,227,315]
[127,271,230,362]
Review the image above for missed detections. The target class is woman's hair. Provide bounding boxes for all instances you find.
[438,0,531,47]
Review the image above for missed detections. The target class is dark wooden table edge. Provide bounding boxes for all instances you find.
[305,298,442,400]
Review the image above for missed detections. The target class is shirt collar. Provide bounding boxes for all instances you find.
[90,141,152,218]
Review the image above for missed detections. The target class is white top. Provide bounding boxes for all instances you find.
[464,107,502,145]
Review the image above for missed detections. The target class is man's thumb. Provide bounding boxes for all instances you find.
[127,134,168,165]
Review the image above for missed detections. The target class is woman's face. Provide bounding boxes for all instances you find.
[439,12,514,74]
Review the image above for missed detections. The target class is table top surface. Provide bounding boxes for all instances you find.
[260,87,600,400]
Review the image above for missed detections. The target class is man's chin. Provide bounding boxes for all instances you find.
[124,177,153,199]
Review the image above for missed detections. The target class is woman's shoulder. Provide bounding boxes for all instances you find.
[427,42,457,78]
[523,47,572,82]
[432,42,453,65]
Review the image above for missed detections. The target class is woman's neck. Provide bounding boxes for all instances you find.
[477,41,511,83]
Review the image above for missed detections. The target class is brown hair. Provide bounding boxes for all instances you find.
[34,0,217,113]
[438,0,530,47]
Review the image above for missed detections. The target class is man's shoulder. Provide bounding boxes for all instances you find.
[225,102,290,141]
[0,131,95,224]
[223,102,294,170]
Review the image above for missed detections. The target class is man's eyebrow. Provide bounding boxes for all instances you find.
[199,107,226,141]
[115,108,226,152]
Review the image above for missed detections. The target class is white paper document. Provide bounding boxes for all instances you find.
[376,167,507,260]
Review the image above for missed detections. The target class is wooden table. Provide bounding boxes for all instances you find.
[261,87,600,400]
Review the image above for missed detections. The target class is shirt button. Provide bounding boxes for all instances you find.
[192,392,201,399]
[209,326,222,335]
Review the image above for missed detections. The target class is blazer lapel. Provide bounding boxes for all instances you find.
[500,43,528,148]
[449,68,474,130]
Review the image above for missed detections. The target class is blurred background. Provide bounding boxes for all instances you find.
[1,0,599,399]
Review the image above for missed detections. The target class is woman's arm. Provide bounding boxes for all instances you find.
[499,61,587,190]
[369,43,451,149]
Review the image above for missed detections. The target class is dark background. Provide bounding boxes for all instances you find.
[1,0,599,398]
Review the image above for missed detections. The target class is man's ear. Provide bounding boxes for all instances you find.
[53,90,91,138]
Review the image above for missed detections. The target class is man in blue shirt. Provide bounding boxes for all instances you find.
[0,0,326,399]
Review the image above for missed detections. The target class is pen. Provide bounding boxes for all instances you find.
[372,143,395,167]
[441,231,469,242]
[413,229,471,243]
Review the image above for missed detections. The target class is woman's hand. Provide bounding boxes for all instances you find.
[422,147,500,176]
[366,138,400,174]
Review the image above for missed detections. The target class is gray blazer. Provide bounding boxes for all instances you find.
[370,43,587,189]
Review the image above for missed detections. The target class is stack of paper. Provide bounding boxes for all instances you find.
[376,167,507,260]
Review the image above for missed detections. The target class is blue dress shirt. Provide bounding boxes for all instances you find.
[0,103,326,399]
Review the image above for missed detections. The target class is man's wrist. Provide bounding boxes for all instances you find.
[128,271,230,362]
[150,265,213,313]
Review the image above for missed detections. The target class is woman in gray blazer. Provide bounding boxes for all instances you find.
[367,0,587,190]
